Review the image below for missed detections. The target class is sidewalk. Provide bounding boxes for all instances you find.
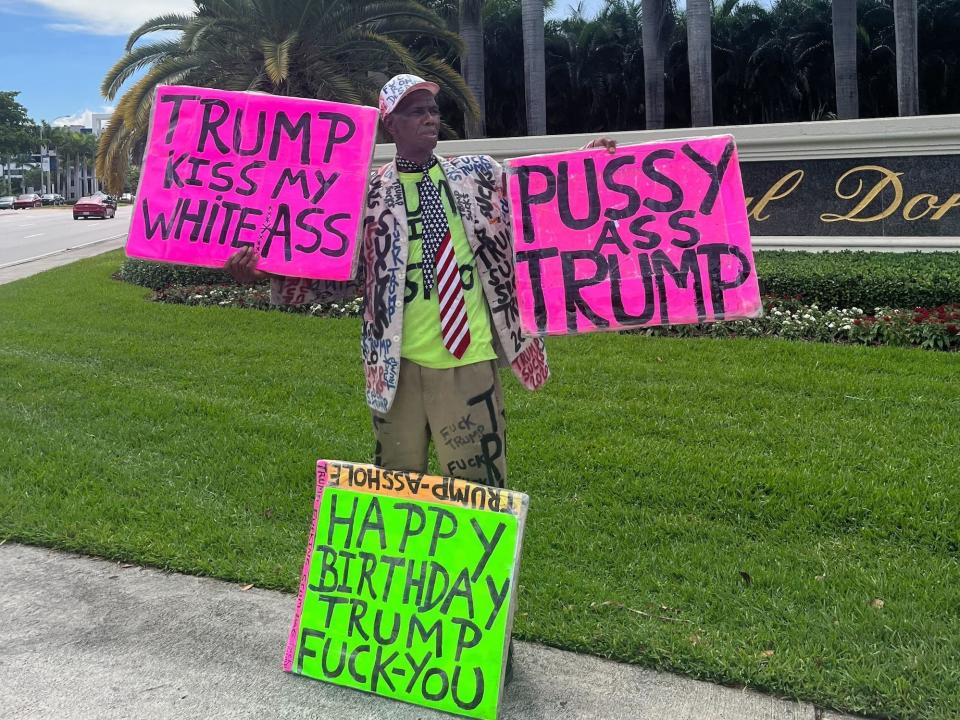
[0,543,866,720]
[0,234,125,284]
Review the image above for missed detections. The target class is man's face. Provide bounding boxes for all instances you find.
[383,89,441,156]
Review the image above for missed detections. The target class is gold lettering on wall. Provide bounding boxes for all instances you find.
[902,193,938,221]
[744,160,959,227]
[928,193,960,220]
[746,170,804,221]
[821,165,904,223]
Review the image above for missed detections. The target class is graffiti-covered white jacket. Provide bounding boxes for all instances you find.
[270,154,549,413]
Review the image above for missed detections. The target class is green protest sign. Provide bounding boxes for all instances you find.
[285,460,529,720]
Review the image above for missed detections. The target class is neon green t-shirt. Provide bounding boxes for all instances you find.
[398,164,497,368]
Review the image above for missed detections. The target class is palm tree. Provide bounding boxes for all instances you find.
[97,0,477,192]
[788,0,836,119]
[687,0,714,126]
[597,0,646,130]
[642,0,670,128]
[832,0,859,118]
[894,0,919,115]
[460,0,487,137]
[737,0,833,123]
[547,1,645,132]
[916,0,960,115]
[47,126,70,194]
[51,129,98,199]
[483,0,527,136]
[710,0,764,124]
[522,0,547,134]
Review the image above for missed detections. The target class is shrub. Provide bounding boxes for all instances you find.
[120,251,960,310]
[117,258,229,290]
[755,251,960,309]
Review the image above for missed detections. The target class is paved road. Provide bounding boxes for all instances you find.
[0,205,132,267]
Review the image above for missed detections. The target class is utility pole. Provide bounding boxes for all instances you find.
[40,148,49,193]
[37,124,52,193]
[38,124,44,193]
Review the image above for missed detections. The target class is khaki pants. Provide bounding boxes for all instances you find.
[372,359,507,487]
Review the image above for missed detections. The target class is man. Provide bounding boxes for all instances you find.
[227,74,615,488]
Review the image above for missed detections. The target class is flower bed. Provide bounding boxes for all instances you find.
[151,283,960,351]
[152,282,363,318]
[641,299,960,351]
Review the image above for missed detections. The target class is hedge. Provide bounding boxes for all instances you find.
[117,258,229,290]
[755,251,960,309]
[119,251,960,310]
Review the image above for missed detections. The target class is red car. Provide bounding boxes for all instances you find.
[73,195,117,220]
[13,193,42,209]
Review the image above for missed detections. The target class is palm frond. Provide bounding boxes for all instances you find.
[120,56,204,128]
[260,32,298,87]
[417,54,480,122]
[125,13,192,51]
[97,0,472,177]
[101,39,185,99]
[95,116,135,192]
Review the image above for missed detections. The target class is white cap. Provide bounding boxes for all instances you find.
[379,74,440,117]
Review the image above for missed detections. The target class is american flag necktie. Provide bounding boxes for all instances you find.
[402,157,471,359]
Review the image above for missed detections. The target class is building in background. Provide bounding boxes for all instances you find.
[91,113,111,138]
[49,110,110,199]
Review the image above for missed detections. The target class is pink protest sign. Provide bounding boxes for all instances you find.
[126,85,379,280]
[504,135,761,336]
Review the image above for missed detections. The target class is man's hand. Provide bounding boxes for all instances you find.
[225,247,271,285]
[581,137,618,153]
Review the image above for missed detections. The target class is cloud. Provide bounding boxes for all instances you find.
[45,22,88,32]
[53,106,114,128]
[0,0,38,16]
[28,0,194,36]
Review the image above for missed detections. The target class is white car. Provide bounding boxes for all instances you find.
[0,195,15,210]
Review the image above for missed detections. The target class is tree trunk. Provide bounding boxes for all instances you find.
[894,0,919,116]
[643,0,666,129]
[832,0,859,119]
[521,0,546,135]
[687,0,713,127]
[460,1,487,138]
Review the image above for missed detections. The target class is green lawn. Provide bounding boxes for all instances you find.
[2,251,959,720]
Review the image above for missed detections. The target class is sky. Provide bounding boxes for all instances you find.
[0,0,605,126]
